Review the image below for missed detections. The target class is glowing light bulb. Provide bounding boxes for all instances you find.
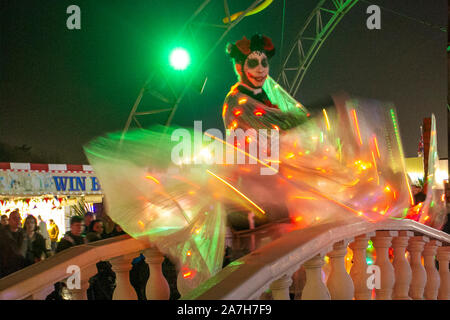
[238,97,247,105]
[169,48,190,70]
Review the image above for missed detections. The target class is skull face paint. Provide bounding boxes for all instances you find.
[243,51,269,88]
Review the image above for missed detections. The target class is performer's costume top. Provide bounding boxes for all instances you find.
[223,34,308,132]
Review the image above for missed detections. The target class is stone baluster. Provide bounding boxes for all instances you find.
[27,284,55,300]
[437,247,450,300]
[326,239,354,300]
[408,236,429,300]
[423,240,441,300]
[392,231,413,300]
[270,274,293,300]
[301,254,331,300]
[291,265,306,300]
[371,231,397,300]
[110,254,138,300]
[70,264,98,300]
[143,247,170,300]
[349,234,373,300]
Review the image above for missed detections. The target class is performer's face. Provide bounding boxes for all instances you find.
[242,51,269,88]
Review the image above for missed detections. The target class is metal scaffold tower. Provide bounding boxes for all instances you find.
[276,0,359,97]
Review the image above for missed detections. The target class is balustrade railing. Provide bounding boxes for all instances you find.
[0,218,449,300]
[182,218,450,300]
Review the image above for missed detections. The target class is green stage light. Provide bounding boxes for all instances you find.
[169,48,190,70]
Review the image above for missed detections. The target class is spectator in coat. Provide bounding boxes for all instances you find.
[0,214,8,229]
[55,216,86,253]
[22,215,48,265]
[86,219,105,243]
[37,215,51,250]
[48,219,60,252]
[83,212,96,236]
[107,223,127,238]
[87,261,116,300]
[45,282,71,300]
[129,254,149,300]
[0,210,27,278]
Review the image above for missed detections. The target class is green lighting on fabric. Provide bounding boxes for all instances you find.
[390,109,402,149]
[389,207,409,220]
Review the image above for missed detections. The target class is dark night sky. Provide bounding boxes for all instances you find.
[1,0,447,164]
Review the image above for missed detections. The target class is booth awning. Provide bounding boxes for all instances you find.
[0,162,102,197]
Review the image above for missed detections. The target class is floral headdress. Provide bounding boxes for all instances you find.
[226,34,275,64]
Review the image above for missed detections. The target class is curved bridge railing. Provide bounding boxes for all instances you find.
[183,218,450,300]
[0,218,449,300]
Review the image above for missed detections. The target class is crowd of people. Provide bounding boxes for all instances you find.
[0,209,126,279]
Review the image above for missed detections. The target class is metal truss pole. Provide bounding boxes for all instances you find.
[276,0,359,97]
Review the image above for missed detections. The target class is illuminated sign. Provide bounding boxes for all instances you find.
[0,171,102,196]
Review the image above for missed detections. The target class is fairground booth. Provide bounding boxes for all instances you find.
[0,162,103,239]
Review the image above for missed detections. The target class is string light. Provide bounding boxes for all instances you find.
[323,109,331,131]
[238,97,247,105]
[145,175,160,184]
[222,103,228,117]
[372,135,381,158]
[203,132,278,174]
[206,170,266,215]
[351,109,363,145]
[390,108,415,206]
[253,108,265,116]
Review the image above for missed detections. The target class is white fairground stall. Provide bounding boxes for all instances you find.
[0,162,103,239]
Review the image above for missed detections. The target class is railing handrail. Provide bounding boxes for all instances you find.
[1,218,448,300]
[182,218,450,300]
[0,235,151,300]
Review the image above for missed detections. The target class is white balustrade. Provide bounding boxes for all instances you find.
[2,219,449,301]
[371,231,397,300]
[327,239,354,300]
[437,247,450,300]
[349,234,372,300]
[110,254,138,300]
[408,236,429,300]
[423,240,441,300]
[70,264,98,300]
[270,274,293,300]
[392,231,413,300]
[301,254,331,300]
[27,285,54,300]
[143,247,170,300]
[291,266,306,300]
